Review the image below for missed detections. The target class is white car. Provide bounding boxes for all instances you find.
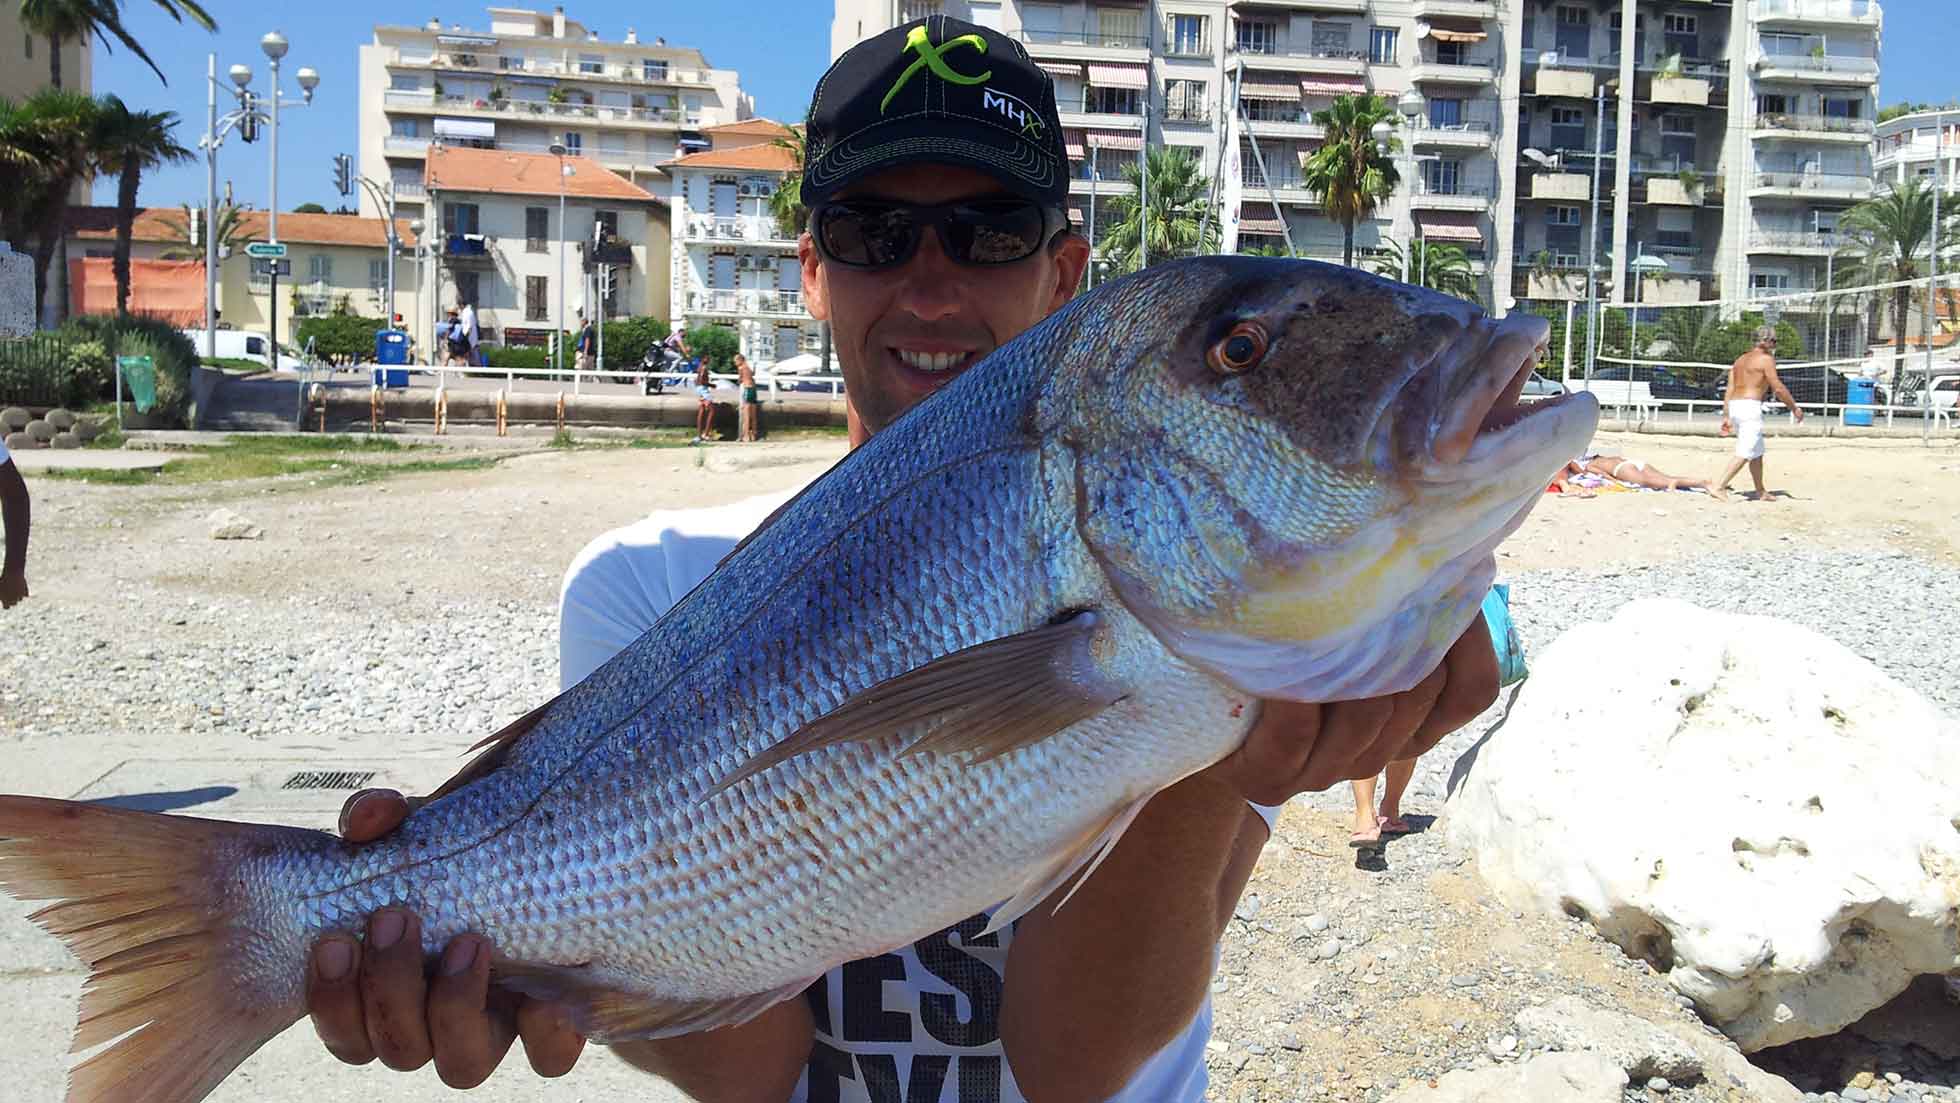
[178,328,304,368]
[1931,374,1959,412]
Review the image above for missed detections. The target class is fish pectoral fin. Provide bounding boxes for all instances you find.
[492,960,815,1042]
[423,694,562,802]
[981,791,1154,938]
[707,610,1127,798]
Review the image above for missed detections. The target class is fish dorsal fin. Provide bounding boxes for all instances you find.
[980,792,1153,938]
[707,611,1127,799]
[491,960,816,1042]
[423,695,562,803]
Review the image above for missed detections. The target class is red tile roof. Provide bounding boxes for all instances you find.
[68,206,418,247]
[425,145,664,203]
[664,143,799,173]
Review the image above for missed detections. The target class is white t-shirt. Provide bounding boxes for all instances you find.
[559,491,1277,1103]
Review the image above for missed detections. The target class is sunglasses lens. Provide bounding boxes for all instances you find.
[943,201,1048,264]
[818,205,920,267]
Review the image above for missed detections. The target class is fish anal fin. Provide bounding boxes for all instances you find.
[979,791,1154,939]
[491,959,813,1042]
[424,695,562,803]
[708,611,1125,799]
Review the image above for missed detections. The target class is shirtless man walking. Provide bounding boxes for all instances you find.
[1716,326,1802,500]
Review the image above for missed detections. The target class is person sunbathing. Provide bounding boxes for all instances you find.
[1554,453,1728,500]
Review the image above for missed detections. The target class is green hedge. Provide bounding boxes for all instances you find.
[295,315,388,363]
[685,325,740,372]
[598,316,669,366]
[60,316,198,425]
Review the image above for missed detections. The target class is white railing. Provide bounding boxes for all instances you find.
[384,136,431,155]
[1749,230,1842,250]
[686,288,808,316]
[686,215,796,244]
[1755,52,1880,77]
[1752,171,1870,192]
[398,49,723,87]
[1754,113,1875,135]
[1751,0,1883,22]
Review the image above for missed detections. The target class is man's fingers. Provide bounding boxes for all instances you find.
[1302,695,1395,790]
[1362,661,1451,774]
[517,998,588,1078]
[305,936,376,1066]
[1416,620,1499,744]
[360,909,435,1071]
[338,789,412,842]
[427,936,517,1089]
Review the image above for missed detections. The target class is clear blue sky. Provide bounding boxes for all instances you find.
[87,0,1953,211]
[85,2,833,210]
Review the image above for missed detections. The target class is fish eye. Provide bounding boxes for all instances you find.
[1209,322,1268,377]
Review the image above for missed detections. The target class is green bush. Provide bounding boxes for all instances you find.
[63,338,112,398]
[295,314,388,363]
[60,315,198,425]
[1695,313,1805,366]
[479,343,555,372]
[598,315,670,366]
[685,325,740,372]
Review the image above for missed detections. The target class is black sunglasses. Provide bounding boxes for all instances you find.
[810,198,1057,269]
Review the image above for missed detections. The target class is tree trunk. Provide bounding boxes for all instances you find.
[1892,284,1908,397]
[47,34,62,89]
[116,167,141,315]
[1342,221,1355,269]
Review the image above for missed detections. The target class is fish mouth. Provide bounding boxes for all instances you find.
[1396,312,1598,481]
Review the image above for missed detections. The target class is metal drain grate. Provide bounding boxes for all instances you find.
[281,769,380,791]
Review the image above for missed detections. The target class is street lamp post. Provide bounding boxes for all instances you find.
[1924,110,1947,443]
[1372,89,1425,284]
[549,141,571,378]
[409,218,426,361]
[258,32,318,374]
[1627,247,1668,364]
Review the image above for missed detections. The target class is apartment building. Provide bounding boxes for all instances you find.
[665,120,824,366]
[357,6,754,227]
[422,144,669,351]
[1873,108,1959,193]
[831,0,1882,316]
[0,5,91,102]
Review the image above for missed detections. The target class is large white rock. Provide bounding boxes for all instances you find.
[1382,1053,1627,1103]
[1445,598,1960,1052]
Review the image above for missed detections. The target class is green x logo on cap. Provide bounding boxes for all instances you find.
[881,24,992,114]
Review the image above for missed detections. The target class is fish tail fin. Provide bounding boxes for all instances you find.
[0,795,323,1103]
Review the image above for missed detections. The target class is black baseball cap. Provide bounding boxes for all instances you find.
[801,15,1067,211]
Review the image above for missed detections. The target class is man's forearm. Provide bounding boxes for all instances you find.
[0,468,28,578]
[1000,773,1265,1101]
[611,998,814,1103]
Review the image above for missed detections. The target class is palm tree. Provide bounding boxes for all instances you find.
[1371,238,1478,303]
[1300,94,1401,268]
[1835,177,1958,394]
[19,0,219,88]
[91,95,192,315]
[158,199,245,260]
[0,89,99,320]
[767,122,807,239]
[1101,145,1218,274]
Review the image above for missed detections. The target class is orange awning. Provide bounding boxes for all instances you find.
[1086,131,1143,151]
[1429,28,1489,43]
[1415,215,1483,243]
[1086,64,1148,90]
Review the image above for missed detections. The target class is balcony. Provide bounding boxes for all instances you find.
[1530,173,1590,200]
[390,47,723,90]
[1750,170,1870,199]
[1750,0,1884,27]
[392,179,426,200]
[1753,52,1880,84]
[685,288,809,319]
[420,95,694,128]
[1748,230,1845,254]
[1058,96,1147,131]
[1243,107,1326,141]
[1530,66,1596,99]
[1411,55,1499,86]
[1228,0,1367,11]
[1408,119,1494,149]
[1410,183,1494,212]
[1517,265,1594,301]
[1244,173,1321,206]
[1160,102,1213,125]
[1643,176,1712,206]
[1230,43,1368,76]
[1018,27,1151,62]
[684,214,796,247]
[1650,75,1713,107]
[1750,113,1876,142]
[383,135,431,157]
[442,233,496,266]
[582,235,635,267]
[1411,0,1496,17]
[1068,175,1139,198]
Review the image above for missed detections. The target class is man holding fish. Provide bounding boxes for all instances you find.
[302,17,1502,1103]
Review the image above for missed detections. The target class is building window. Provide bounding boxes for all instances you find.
[1310,21,1350,55]
[1097,6,1142,46]
[368,259,386,298]
[1168,14,1208,56]
[578,53,604,75]
[1757,93,1790,115]
[1751,272,1791,295]
[443,202,480,237]
[1237,19,1278,55]
[390,118,420,138]
[1087,86,1141,115]
[1423,160,1462,195]
[525,276,548,321]
[563,131,582,155]
[1437,40,1469,66]
[900,0,942,22]
[968,2,1002,32]
[1164,78,1208,121]
[642,58,668,81]
[1369,27,1398,65]
[1547,206,1581,226]
[454,270,482,310]
[389,73,422,92]
[1555,6,1590,60]
[1663,13,1699,58]
[526,207,548,252]
[1822,95,1862,119]
[307,254,333,283]
[594,209,620,238]
[1428,97,1464,127]
[1549,106,1586,151]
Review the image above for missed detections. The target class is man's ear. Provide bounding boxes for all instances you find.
[799,232,829,322]
[1047,232,1092,314]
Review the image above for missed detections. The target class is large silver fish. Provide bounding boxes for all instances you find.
[0,257,1596,1103]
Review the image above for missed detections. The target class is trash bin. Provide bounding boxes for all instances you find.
[372,328,410,388]
[1844,376,1876,427]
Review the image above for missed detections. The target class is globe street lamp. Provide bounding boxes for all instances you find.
[1373,89,1426,284]
[548,141,572,377]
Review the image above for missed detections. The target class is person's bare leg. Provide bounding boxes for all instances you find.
[1715,456,1748,496]
[1372,764,1419,834]
[1350,776,1381,842]
[1748,457,1766,499]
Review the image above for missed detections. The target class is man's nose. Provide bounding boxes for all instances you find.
[892,224,970,322]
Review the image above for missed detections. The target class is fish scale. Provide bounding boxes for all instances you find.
[0,256,1597,1103]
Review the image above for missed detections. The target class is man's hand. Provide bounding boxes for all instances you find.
[0,570,25,609]
[1205,619,1499,805]
[1791,407,1805,424]
[1720,417,1733,436]
[306,789,588,1088]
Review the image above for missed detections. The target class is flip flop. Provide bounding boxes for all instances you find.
[1378,816,1413,836]
[1349,829,1383,850]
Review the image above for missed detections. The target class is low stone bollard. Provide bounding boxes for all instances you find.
[52,431,79,449]
[25,418,54,442]
[5,430,36,451]
[45,408,75,431]
[0,407,28,433]
[72,418,99,443]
